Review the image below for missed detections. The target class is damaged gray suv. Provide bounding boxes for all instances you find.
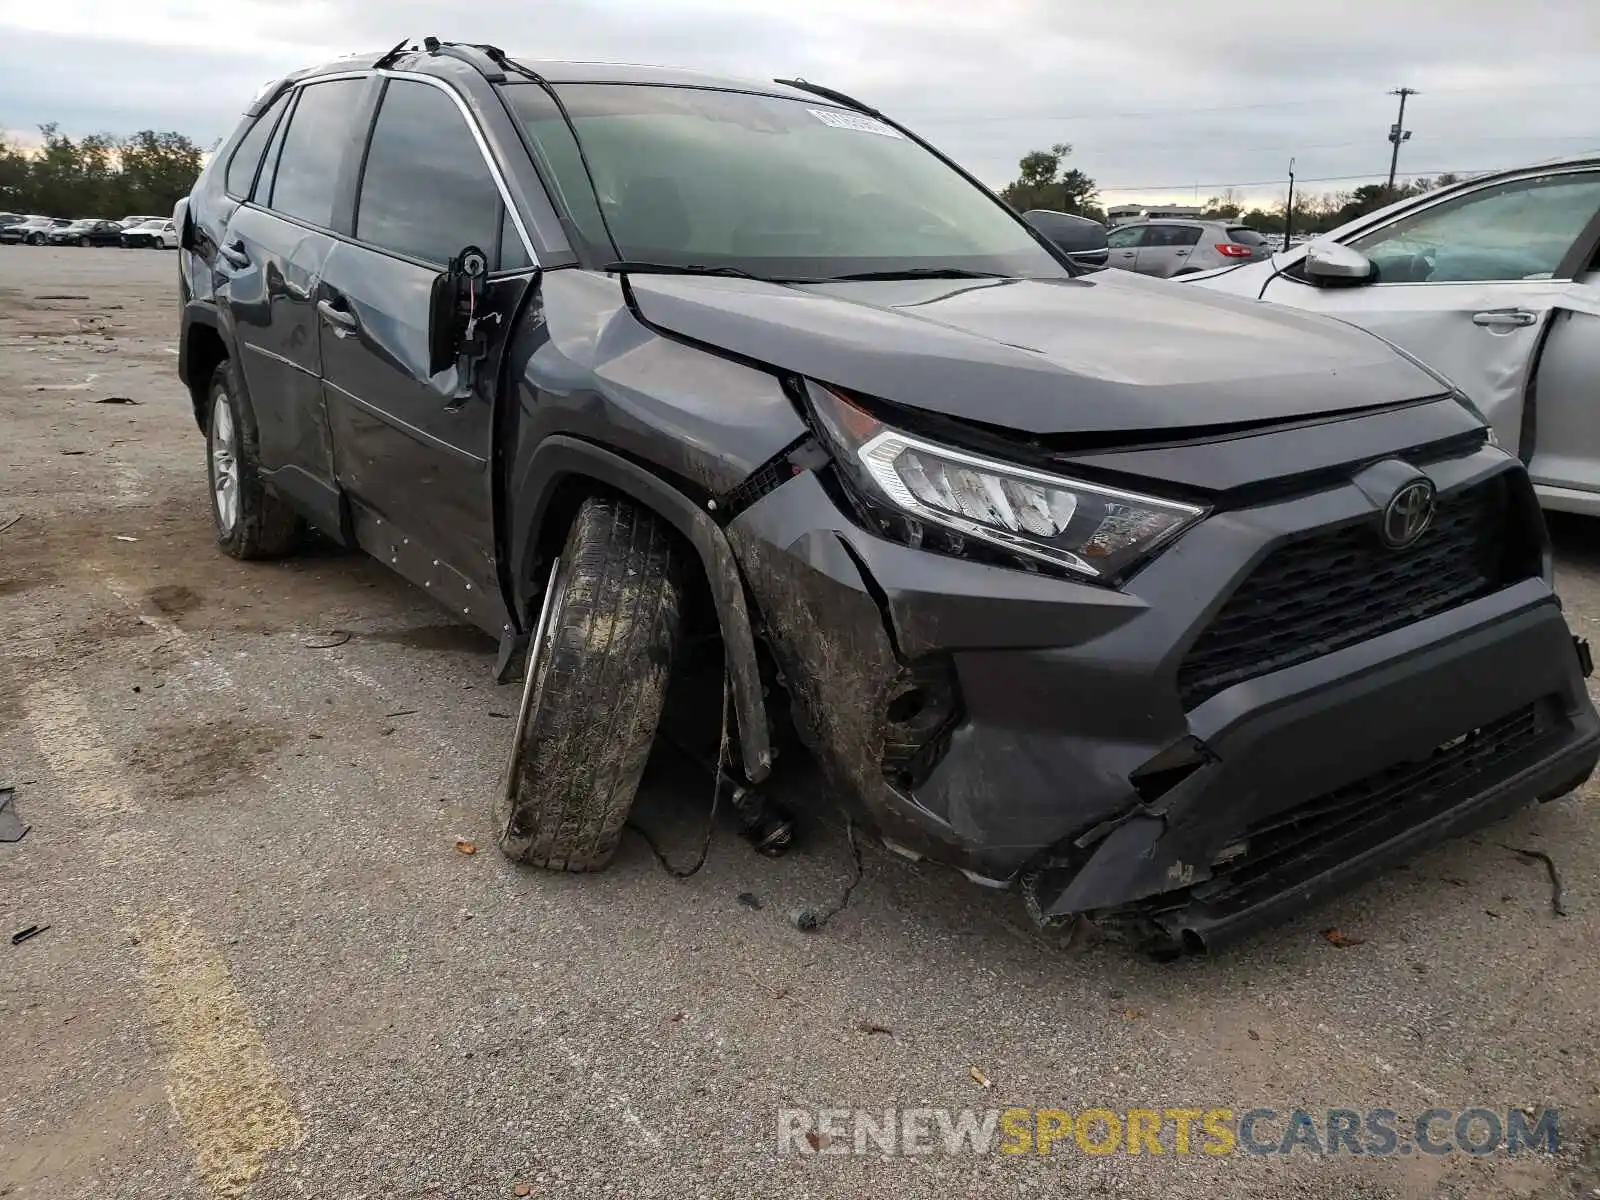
[176,40,1599,955]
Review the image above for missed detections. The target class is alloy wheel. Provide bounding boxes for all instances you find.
[210,391,240,536]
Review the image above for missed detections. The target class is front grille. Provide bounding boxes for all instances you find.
[1178,477,1520,708]
[1189,700,1554,910]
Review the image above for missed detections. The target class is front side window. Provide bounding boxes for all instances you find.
[226,91,290,199]
[1106,226,1144,249]
[1350,172,1600,283]
[355,79,504,266]
[502,83,1067,281]
[268,78,365,228]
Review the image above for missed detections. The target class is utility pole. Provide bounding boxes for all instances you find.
[1283,157,1296,251]
[1386,87,1417,192]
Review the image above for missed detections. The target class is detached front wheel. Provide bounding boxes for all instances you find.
[496,496,684,871]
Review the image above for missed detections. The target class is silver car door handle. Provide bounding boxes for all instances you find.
[1472,309,1536,329]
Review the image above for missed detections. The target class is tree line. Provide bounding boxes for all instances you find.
[0,125,207,219]
[997,143,1463,232]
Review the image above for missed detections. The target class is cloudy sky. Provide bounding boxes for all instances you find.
[2,0,1596,207]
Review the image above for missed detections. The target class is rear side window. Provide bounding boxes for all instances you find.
[225,92,289,199]
[354,79,503,266]
[1147,225,1201,247]
[1226,227,1267,246]
[268,78,364,228]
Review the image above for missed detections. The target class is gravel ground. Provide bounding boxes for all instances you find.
[3,245,1600,1200]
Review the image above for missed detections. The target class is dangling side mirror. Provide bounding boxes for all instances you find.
[428,245,490,376]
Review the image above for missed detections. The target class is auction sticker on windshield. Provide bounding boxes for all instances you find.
[808,108,904,138]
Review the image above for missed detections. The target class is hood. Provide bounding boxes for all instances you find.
[625,269,1443,435]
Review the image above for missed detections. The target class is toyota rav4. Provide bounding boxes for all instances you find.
[174,39,1599,954]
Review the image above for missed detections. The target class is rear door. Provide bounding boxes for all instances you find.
[317,75,536,626]
[217,76,370,530]
[1259,169,1600,450]
[1136,223,1202,277]
[1105,224,1143,271]
[1526,250,1600,508]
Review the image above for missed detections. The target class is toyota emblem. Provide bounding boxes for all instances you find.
[1381,478,1437,549]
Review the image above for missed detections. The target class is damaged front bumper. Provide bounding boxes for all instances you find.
[727,440,1600,952]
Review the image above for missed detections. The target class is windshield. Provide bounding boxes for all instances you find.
[502,83,1067,282]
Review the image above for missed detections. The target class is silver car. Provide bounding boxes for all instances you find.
[1184,156,1600,517]
[1104,220,1273,278]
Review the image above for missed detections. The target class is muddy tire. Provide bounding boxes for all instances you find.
[497,496,684,871]
[205,360,299,560]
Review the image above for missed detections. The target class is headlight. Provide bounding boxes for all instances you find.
[808,385,1206,581]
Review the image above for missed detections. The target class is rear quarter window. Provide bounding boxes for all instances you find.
[225,91,290,199]
[267,78,366,228]
[1226,227,1268,246]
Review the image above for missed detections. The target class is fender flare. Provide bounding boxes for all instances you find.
[512,435,774,784]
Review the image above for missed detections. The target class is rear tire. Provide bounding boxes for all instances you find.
[77,236,88,247]
[496,496,685,871]
[205,360,299,560]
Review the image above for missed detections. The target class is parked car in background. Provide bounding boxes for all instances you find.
[1185,157,1600,517]
[175,40,1598,956]
[119,214,164,229]
[1105,219,1274,278]
[122,217,178,248]
[0,212,24,229]
[1021,209,1109,268]
[1,216,70,245]
[48,218,127,247]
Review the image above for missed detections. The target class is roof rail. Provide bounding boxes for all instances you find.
[372,37,514,81]
[423,37,507,82]
[774,78,880,118]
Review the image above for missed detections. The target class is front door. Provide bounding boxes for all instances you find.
[1261,169,1600,453]
[1105,225,1143,272]
[317,75,535,633]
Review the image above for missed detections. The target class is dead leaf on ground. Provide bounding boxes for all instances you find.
[455,839,479,856]
[805,1130,830,1151]
[513,1183,532,1197]
[970,1066,992,1089]
[1321,927,1364,948]
[858,1022,892,1036]
[1122,1007,1145,1020]
[1247,1029,1261,1042]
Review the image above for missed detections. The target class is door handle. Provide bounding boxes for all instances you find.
[218,239,250,269]
[1472,309,1536,329]
[317,298,359,333]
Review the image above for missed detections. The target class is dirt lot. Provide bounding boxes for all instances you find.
[4,245,1600,1199]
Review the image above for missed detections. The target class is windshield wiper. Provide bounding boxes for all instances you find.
[602,260,772,281]
[819,267,1010,282]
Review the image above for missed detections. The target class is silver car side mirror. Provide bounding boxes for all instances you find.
[1303,239,1375,286]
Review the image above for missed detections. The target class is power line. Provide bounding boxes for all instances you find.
[1096,161,1595,192]
[901,78,1600,126]
[1052,131,1599,156]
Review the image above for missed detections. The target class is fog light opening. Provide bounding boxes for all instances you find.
[885,687,928,725]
